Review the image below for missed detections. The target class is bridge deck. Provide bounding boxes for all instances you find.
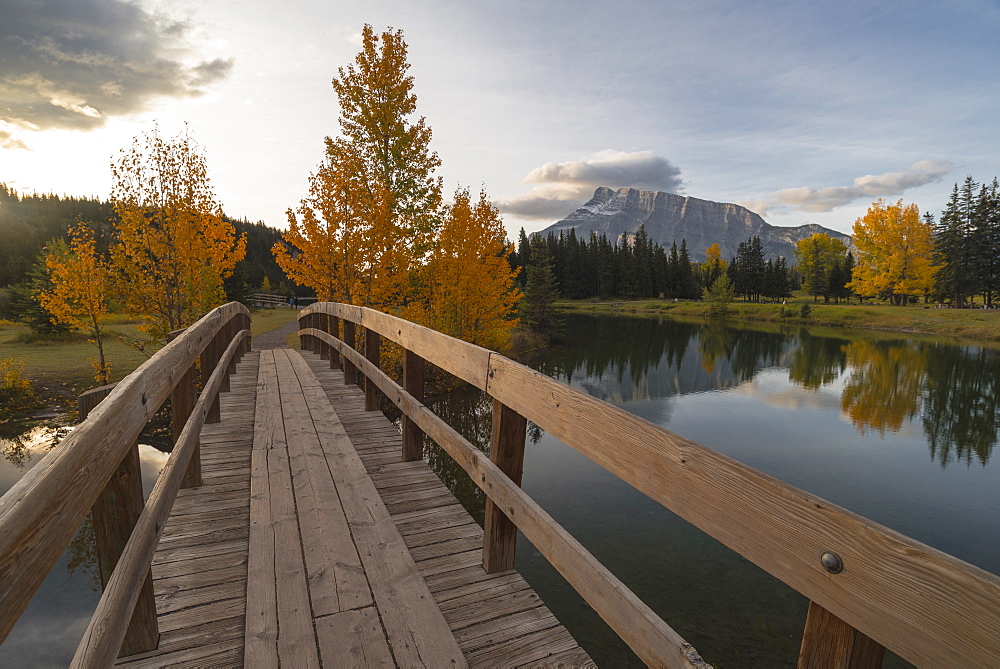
[117,348,592,668]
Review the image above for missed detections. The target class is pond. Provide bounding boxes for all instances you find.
[418,313,1000,667]
[0,425,168,667]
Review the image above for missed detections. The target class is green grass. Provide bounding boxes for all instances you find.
[0,307,304,413]
[557,296,1000,343]
[250,307,299,337]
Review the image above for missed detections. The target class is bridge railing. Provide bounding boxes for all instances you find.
[0,302,251,664]
[300,302,1000,668]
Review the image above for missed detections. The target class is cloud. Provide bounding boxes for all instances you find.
[0,129,29,150]
[498,150,684,220]
[742,161,950,217]
[0,0,233,146]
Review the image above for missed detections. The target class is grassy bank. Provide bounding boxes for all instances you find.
[0,307,300,417]
[557,297,1000,342]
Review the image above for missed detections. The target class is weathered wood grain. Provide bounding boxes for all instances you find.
[288,351,467,668]
[71,327,250,667]
[486,352,1000,667]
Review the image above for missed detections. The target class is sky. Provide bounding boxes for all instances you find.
[2,0,999,239]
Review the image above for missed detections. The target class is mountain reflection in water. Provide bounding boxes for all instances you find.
[416,312,998,667]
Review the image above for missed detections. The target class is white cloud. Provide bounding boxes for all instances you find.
[742,161,951,216]
[0,0,233,146]
[498,150,684,220]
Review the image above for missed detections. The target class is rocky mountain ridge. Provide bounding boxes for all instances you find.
[541,187,851,262]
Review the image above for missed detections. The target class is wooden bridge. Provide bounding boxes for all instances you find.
[0,302,998,667]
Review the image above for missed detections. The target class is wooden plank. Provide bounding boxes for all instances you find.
[442,588,543,631]
[244,352,279,667]
[455,607,560,650]
[468,625,579,667]
[267,425,319,667]
[273,349,372,616]
[154,565,247,594]
[118,639,243,668]
[326,339,705,668]
[798,601,885,669]
[486,352,1000,667]
[410,535,486,562]
[156,579,247,615]
[288,351,466,668]
[152,551,248,580]
[158,598,247,634]
[316,607,394,668]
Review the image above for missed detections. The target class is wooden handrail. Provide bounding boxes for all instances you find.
[71,329,249,666]
[300,302,1000,668]
[306,326,708,668]
[0,302,250,645]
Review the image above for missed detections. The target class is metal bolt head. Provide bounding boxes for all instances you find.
[821,551,844,574]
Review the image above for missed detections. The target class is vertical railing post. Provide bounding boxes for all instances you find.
[200,326,222,424]
[329,315,341,369]
[318,313,330,360]
[242,312,252,354]
[219,318,233,394]
[342,320,357,385]
[168,331,201,489]
[307,312,316,352]
[298,312,307,351]
[79,386,159,656]
[797,601,885,668]
[482,400,528,573]
[402,349,425,461]
[364,327,381,411]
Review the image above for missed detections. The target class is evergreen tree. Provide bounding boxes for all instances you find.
[677,239,698,299]
[519,234,561,340]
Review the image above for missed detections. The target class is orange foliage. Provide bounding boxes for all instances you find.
[110,127,246,339]
[39,224,114,383]
[848,199,935,304]
[410,188,521,350]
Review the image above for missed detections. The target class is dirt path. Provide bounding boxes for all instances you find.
[252,319,300,350]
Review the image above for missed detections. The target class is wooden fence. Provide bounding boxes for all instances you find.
[299,302,1000,668]
[0,303,251,665]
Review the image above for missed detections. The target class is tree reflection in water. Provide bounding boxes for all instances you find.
[841,340,928,437]
[922,344,1000,466]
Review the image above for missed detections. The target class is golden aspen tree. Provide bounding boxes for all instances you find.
[38,224,114,383]
[332,24,443,258]
[110,126,245,339]
[848,199,935,305]
[412,188,521,350]
[275,140,406,305]
[277,25,442,308]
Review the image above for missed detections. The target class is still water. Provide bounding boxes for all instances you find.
[0,427,167,667]
[420,313,1000,667]
[2,314,997,666]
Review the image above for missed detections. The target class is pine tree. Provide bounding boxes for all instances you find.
[519,234,561,340]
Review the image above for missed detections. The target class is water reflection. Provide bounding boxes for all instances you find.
[548,314,999,467]
[841,341,928,437]
[0,425,169,666]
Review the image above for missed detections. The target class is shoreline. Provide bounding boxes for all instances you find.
[555,298,1000,344]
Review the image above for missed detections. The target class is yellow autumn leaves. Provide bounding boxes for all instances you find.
[849,199,935,304]
[275,25,521,350]
[39,127,246,383]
